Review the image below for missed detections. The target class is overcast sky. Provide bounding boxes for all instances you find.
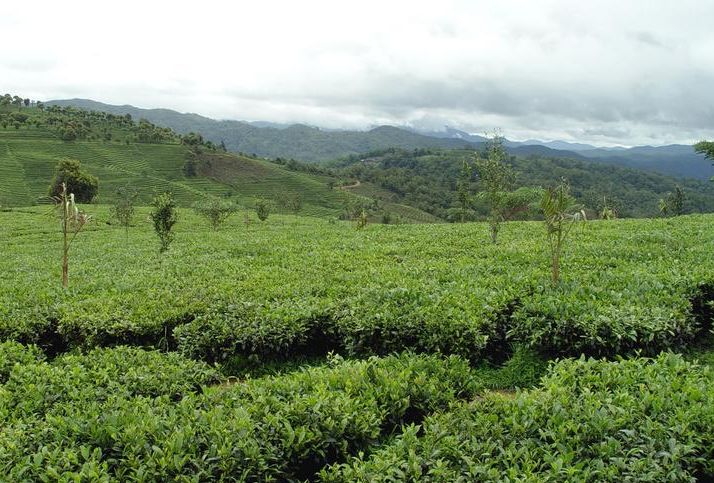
[2,0,713,146]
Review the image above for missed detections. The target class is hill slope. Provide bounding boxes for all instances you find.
[48,99,476,161]
[48,99,714,180]
[0,104,384,219]
[331,148,714,219]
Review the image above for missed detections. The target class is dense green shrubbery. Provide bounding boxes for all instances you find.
[47,159,99,203]
[175,299,336,362]
[0,347,221,420]
[0,341,44,383]
[323,353,714,481]
[0,352,478,480]
[0,211,712,362]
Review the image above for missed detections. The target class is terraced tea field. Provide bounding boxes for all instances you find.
[1,208,713,480]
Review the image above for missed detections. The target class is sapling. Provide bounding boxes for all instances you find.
[52,182,91,288]
[540,180,586,285]
[150,192,178,253]
[474,135,537,243]
[112,185,137,240]
[356,209,368,229]
[193,198,237,230]
[456,159,472,223]
[255,199,271,222]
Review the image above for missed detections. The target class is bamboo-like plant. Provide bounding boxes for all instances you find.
[540,180,585,285]
[52,182,91,288]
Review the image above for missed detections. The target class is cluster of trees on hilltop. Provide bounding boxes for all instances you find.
[331,147,714,220]
[0,93,218,149]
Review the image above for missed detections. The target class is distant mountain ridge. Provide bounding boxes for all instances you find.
[48,99,713,179]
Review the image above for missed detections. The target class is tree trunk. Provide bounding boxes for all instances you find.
[62,254,68,289]
[490,223,499,244]
[551,249,560,285]
[62,203,69,289]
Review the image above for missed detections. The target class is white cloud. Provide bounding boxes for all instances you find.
[2,0,713,146]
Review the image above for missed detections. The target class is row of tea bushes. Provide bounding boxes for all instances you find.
[1,212,713,362]
[0,346,223,423]
[0,350,479,481]
[0,341,44,383]
[322,353,714,481]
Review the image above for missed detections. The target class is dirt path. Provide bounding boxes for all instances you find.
[339,180,361,190]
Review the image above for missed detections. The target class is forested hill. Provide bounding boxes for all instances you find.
[330,148,714,220]
[48,99,714,180]
[0,98,445,223]
[47,99,477,161]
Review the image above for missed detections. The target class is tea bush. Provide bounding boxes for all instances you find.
[0,346,222,420]
[323,353,714,481]
[0,209,712,361]
[0,341,44,383]
[0,353,479,480]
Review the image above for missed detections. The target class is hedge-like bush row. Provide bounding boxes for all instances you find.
[0,341,44,384]
[0,346,222,422]
[322,353,714,481]
[1,215,713,362]
[0,352,479,480]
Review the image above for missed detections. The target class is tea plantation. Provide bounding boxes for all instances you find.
[1,207,713,480]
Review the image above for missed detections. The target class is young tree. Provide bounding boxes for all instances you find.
[52,183,91,288]
[183,158,198,177]
[670,186,685,216]
[456,160,472,222]
[255,198,271,221]
[112,185,137,240]
[540,180,586,285]
[475,135,536,243]
[659,186,685,217]
[356,209,368,229]
[599,196,617,220]
[150,192,178,253]
[48,159,98,203]
[193,198,237,230]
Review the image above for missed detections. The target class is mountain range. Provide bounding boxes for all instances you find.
[47,99,713,180]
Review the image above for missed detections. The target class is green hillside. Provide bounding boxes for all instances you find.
[0,102,435,222]
[331,147,714,219]
[47,99,478,161]
[46,99,714,181]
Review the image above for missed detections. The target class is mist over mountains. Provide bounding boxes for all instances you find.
[48,99,713,180]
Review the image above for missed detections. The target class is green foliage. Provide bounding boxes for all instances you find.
[474,135,518,242]
[1,346,221,420]
[181,131,204,146]
[48,159,99,203]
[540,179,585,285]
[255,198,271,221]
[323,354,714,481]
[660,185,685,217]
[150,192,178,252]
[0,352,478,481]
[192,198,237,230]
[355,209,368,229]
[53,182,91,288]
[0,341,44,383]
[182,156,198,177]
[1,209,713,359]
[456,159,472,222]
[278,192,303,213]
[695,141,714,169]
[335,147,714,220]
[111,185,137,238]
